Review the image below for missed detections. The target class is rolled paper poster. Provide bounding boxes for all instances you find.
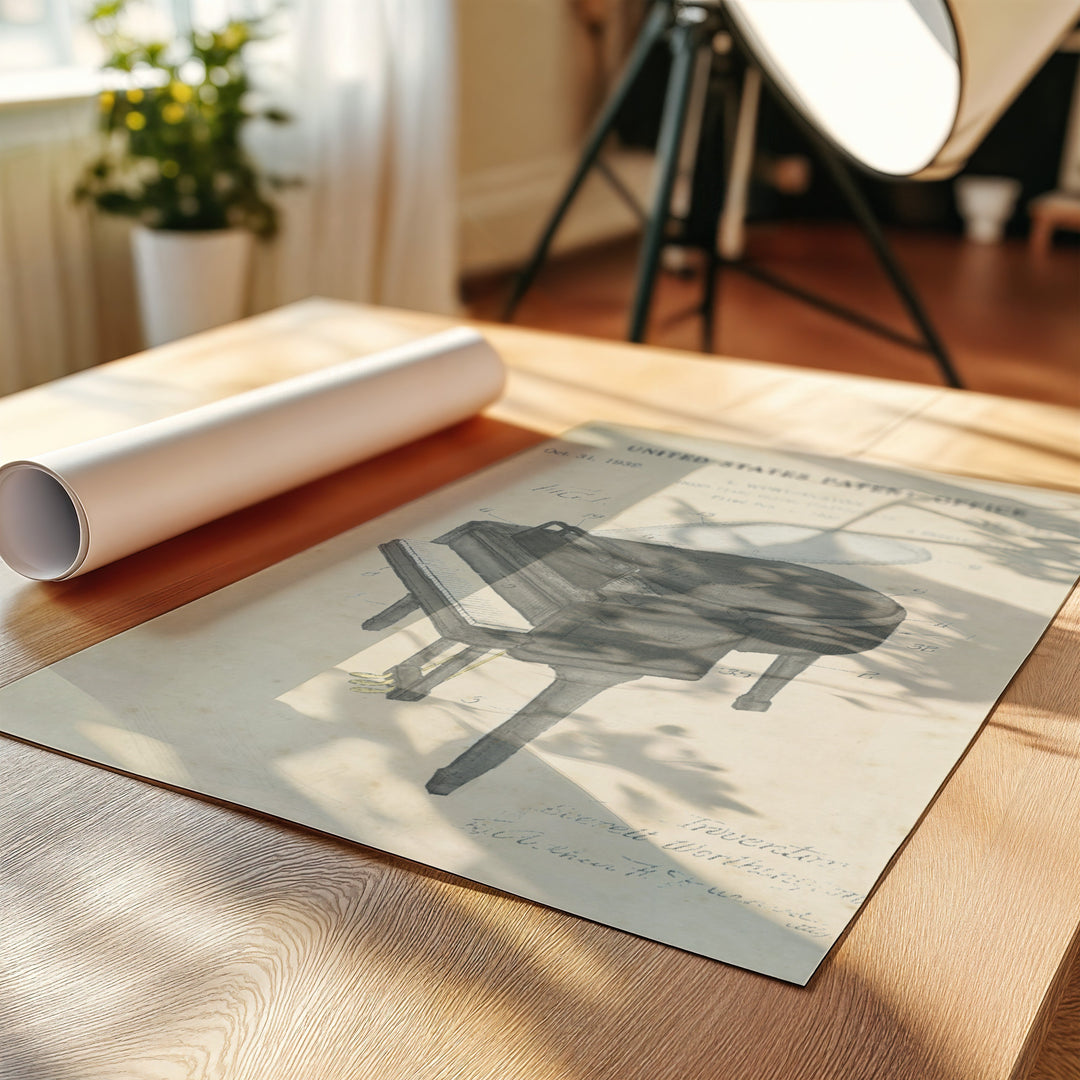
[0,327,505,581]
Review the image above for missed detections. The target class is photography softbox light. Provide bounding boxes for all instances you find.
[724,0,1080,179]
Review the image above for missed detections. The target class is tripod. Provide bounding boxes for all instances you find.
[502,0,964,390]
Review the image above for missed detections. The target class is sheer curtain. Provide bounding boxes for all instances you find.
[252,0,460,316]
[0,0,460,395]
[0,98,132,398]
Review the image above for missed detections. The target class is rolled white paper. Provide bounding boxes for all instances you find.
[0,327,505,581]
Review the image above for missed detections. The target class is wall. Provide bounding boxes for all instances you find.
[456,0,652,277]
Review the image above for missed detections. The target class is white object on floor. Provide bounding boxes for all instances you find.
[954,175,1022,243]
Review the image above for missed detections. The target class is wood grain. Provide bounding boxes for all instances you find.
[464,224,1080,408]
[0,298,1078,1080]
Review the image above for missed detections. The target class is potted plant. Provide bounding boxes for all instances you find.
[75,0,289,347]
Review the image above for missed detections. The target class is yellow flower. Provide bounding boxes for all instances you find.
[161,160,180,178]
[162,102,185,124]
[99,91,115,111]
[126,88,144,105]
[125,112,147,131]
[170,82,194,103]
[220,24,246,50]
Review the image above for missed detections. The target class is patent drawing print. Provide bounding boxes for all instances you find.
[361,519,907,796]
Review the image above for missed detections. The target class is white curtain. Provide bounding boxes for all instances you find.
[251,0,461,317]
[0,98,124,397]
[0,0,460,396]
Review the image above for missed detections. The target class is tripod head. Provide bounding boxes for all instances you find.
[668,0,726,28]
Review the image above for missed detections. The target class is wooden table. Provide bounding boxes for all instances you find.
[1,298,1078,1080]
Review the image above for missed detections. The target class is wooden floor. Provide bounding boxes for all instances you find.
[466,222,1080,409]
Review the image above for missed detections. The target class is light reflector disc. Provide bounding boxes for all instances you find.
[726,0,960,178]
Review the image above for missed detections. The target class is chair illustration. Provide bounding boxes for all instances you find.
[361,520,905,795]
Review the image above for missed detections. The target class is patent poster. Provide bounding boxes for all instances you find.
[2,425,1078,984]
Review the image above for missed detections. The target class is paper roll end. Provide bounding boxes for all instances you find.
[0,463,86,581]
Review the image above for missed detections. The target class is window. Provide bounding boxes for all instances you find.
[0,0,84,72]
[0,1,260,103]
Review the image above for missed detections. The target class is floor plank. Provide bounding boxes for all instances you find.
[465,223,1080,408]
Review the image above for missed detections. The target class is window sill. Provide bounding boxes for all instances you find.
[0,65,163,110]
[0,68,106,109]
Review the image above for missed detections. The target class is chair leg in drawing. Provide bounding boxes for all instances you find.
[362,594,420,632]
[427,666,630,796]
[385,636,453,692]
[387,641,492,702]
[732,652,819,712]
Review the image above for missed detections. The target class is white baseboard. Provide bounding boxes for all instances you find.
[458,148,655,277]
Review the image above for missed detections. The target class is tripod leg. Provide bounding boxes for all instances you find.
[502,0,672,321]
[813,141,964,389]
[717,66,762,261]
[628,14,710,343]
[662,40,714,276]
[701,247,719,352]
[700,59,747,352]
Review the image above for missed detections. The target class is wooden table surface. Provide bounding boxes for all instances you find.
[1,298,1078,1080]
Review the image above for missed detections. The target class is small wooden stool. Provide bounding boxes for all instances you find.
[1028,190,1080,255]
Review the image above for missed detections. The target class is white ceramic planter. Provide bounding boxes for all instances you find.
[953,176,1022,244]
[131,225,254,347]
